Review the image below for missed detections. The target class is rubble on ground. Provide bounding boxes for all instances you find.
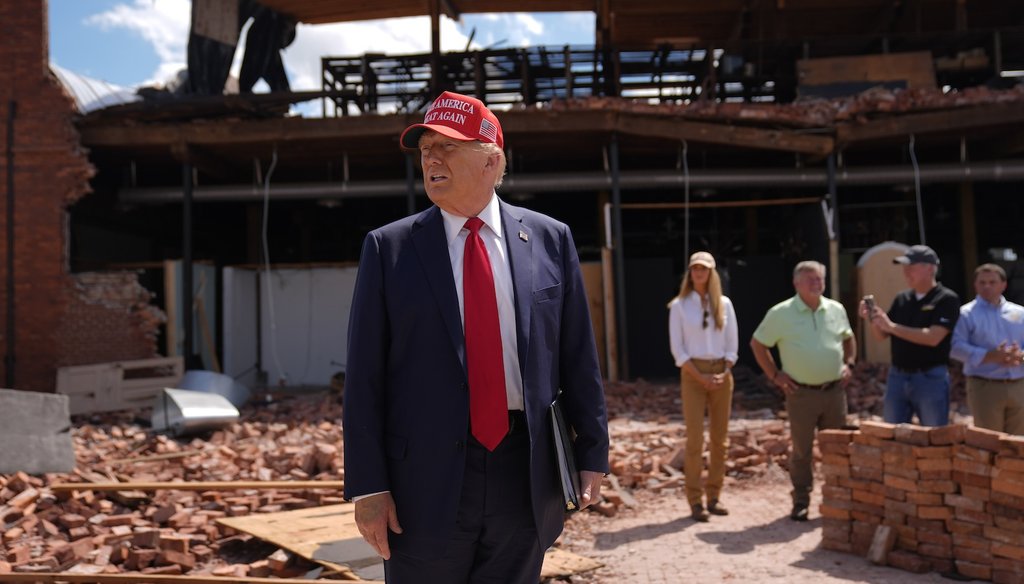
[0,362,969,576]
[543,85,1024,129]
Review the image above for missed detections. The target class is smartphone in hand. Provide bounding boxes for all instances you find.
[862,294,875,318]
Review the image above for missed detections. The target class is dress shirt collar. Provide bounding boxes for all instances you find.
[793,294,823,313]
[438,193,503,245]
[978,295,1007,309]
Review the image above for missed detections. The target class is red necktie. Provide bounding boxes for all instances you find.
[463,217,508,451]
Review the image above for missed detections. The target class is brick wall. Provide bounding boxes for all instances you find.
[820,421,1024,583]
[0,2,160,391]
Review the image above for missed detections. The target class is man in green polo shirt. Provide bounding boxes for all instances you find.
[750,260,856,521]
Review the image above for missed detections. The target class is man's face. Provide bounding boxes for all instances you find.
[418,131,495,216]
[975,270,1007,304]
[902,263,935,288]
[793,269,825,300]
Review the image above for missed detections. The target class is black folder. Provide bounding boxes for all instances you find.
[549,394,581,512]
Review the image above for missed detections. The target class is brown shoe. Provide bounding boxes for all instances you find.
[691,504,710,522]
[707,499,729,516]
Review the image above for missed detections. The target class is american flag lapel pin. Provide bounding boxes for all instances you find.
[519,230,528,242]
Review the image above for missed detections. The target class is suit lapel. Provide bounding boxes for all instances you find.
[412,207,466,373]
[501,202,533,375]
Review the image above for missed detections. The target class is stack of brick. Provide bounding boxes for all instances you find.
[820,420,1024,583]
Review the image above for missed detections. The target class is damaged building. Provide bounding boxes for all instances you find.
[2,0,1024,393]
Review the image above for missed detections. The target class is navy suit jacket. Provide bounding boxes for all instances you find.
[343,200,609,559]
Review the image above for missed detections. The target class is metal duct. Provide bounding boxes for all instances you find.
[120,160,1024,203]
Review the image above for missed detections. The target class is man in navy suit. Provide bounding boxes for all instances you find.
[343,91,610,583]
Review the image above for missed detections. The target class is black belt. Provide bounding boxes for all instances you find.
[794,380,840,391]
[893,365,943,374]
[968,376,1024,384]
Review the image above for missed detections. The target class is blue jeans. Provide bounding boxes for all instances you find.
[884,365,950,426]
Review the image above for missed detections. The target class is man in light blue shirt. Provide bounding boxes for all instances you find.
[950,263,1024,434]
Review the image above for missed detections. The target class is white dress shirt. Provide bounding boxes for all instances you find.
[439,194,525,411]
[668,292,739,368]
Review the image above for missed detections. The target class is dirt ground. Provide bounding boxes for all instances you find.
[557,467,950,584]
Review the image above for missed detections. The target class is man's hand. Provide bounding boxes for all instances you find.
[579,470,604,509]
[354,492,402,560]
[840,363,854,387]
[869,307,895,332]
[773,371,796,396]
[983,342,1024,366]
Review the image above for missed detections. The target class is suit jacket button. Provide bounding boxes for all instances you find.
[455,440,465,450]
[461,383,468,391]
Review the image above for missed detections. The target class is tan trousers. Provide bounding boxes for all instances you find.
[786,383,846,506]
[967,376,1024,435]
[681,359,734,507]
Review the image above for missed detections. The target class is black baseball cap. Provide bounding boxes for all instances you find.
[893,245,939,265]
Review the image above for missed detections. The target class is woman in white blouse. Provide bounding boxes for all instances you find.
[667,251,739,522]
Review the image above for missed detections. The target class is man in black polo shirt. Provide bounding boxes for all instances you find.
[862,245,960,426]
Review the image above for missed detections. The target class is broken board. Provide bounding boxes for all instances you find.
[217,503,602,581]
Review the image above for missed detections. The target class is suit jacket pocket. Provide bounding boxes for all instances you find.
[385,433,408,460]
[533,283,562,304]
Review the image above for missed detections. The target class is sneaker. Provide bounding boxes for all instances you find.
[691,504,710,522]
[790,504,809,521]
[707,499,729,516]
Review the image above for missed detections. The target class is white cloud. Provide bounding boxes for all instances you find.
[283,16,471,92]
[86,0,191,84]
[513,14,545,37]
[79,3,590,101]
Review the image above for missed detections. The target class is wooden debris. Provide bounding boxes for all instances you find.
[50,480,346,493]
[867,525,897,565]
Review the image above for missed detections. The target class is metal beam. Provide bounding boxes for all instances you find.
[120,160,1024,203]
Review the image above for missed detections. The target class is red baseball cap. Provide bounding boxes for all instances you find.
[400,91,504,150]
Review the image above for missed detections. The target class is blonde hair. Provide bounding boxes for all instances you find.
[668,265,725,330]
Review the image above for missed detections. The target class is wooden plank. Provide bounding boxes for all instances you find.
[798,52,936,89]
[581,262,607,379]
[50,480,345,492]
[543,547,604,578]
[165,259,180,359]
[613,112,835,155]
[217,504,368,578]
[107,449,210,465]
[79,116,411,148]
[867,524,897,565]
[257,0,593,24]
[81,108,833,155]
[0,574,351,584]
[836,102,1024,146]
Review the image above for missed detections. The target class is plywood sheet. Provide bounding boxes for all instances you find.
[217,504,602,581]
[798,52,936,90]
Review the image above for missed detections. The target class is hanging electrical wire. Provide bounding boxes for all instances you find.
[259,146,288,385]
[909,134,926,244]
[681,139,691,261]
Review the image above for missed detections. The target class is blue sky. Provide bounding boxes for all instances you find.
[49,1,596,91]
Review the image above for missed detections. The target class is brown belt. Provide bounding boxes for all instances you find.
[691,358,726,366]
[794,380,840,391]
[968,376,1024,384]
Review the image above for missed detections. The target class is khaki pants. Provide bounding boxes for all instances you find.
[967,376,1024,435]
[681,359,734,507]
[786,384,846,506]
